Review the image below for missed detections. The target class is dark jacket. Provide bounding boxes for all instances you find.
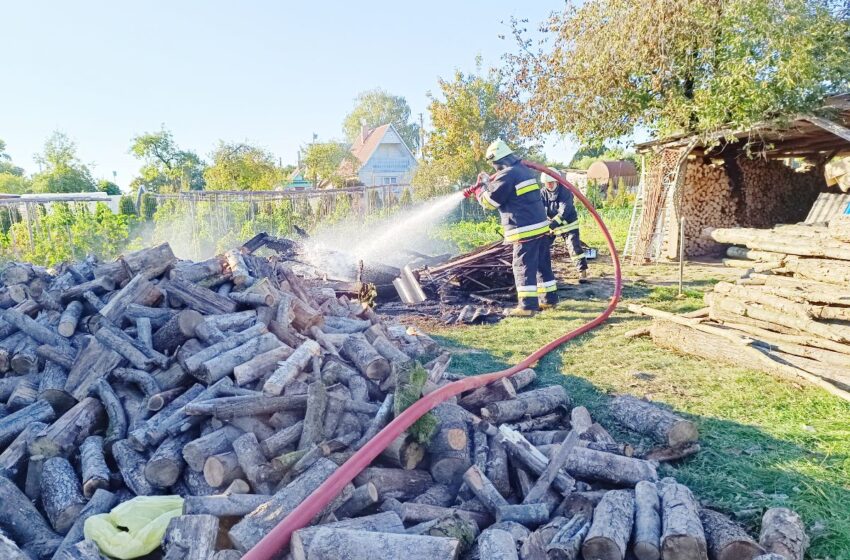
[476,162,549,243]
[540,184,579,234]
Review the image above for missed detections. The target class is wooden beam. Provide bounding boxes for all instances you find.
[800,115,850,143]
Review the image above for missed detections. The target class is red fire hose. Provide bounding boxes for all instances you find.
[242,161,623,559]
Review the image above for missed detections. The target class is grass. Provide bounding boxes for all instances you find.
[427,263,850,559]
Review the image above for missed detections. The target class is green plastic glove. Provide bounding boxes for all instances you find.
[84,495,184,559]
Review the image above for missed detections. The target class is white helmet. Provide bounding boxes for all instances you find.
[485,139,514,163]
[540,172,559,188]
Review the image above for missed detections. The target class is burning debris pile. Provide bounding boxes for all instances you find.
[0,235,808,559]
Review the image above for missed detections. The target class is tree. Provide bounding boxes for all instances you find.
[204,142,285,191]
[0,139,24,177]
[129,127,206,192]
[504,1,850,144]
[343,89,420,153]
[30,132,97,194]
[97,180,121,195]
[414,61,541,197]
[302,142,359,188]
[0,139,29,194]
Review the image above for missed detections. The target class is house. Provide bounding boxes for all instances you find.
[281,167,313,191]
[342,123,417,190]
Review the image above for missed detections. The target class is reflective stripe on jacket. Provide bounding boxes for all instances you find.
[475,162,548,243]
[541,183,579,234]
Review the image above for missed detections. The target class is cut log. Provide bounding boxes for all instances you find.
[98,274,163,324]
[37,361,74,414]
[80,436,110,499]
[642,442,700,462]
[0,475,61,555]
[194,320,226,344]
[353,467,434,501]
[122,304,176,329]
[478,528,518,560]
[354,393,394,450]
[428,402,471,485]
[463,465,508,513]
[183,323,267,374]
[160,276,237,315]
[523,430,580,504]
[198,332,282,384]
[409,514,479,554]
[7,374,37,407]
[658,478,708,560]
[93,323,156,370]
[233,344,295,386]
[24,454,45,502]
[342,333,391,381]
[411,484,456,507]
[65,337,124,401]
[182,393,308,419]
[204,451,244,487]
[94,242,175,284]
[0,421,46,479]
[179,467,218,496]
[30,396,104,459]
[233,432,275,493]
[229,458,338,551]
[290,511,405,560]
[380,433,425,470]
[570,406,592,435]
[212,551,242,560]
[700,508,765,560]
[581,489,634,560]
[182,425,243,472]
[127,384,204,449]
[260,421,303,458]
[546,507,593,560]
[0,399,55,448]
[41,457,87,534]
[263,339,321,396]
[391,502,491,527]
[162,514,219,560]
[334,482,379,518]
[633,480,662,560]
[458,378,517,410]
[183,494,273,516]
[58,301,84,338]
[610,395,698,447]
[147,386,185,412]
[93,379,126,453]
[759,507,808,560]
[298,381,328,450]
[482,424,574,494]
[152,309,203,354]
[496,503,549,526]
[480,385,569,423]
[145,432,193,488]
[306,528,460,560]
[53,488,117,559]
[0,309,69,349]
[112,439,157,496]
[105,368,158,402]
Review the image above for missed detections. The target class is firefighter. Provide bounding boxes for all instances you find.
[476,139,556,315]
[540,171,589,281]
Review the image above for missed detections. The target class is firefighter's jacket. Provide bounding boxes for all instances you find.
[541,183,580,235]
[476,163,549,243]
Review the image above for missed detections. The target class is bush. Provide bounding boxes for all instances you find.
[119,195,137,215]
[141,193,157,220]
[435,216,502,252]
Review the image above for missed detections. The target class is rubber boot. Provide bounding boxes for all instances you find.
[506,307,537,318]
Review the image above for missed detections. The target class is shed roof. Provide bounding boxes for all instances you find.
[586,160,637,180]
[635,94,850,160]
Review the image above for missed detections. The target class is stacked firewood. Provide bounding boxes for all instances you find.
[634,218,850,401]
[674,158,822,257]
[0,240,808,559]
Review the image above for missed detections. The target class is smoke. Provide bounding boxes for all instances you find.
[302,192,464,279]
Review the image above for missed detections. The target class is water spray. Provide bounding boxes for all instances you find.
[242,161,623,560]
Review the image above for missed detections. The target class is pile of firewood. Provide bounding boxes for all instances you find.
[0,239,808,559]
[673,158,822,257]
[633,218,850,401]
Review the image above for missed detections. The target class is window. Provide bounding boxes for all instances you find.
[382,176,398,185]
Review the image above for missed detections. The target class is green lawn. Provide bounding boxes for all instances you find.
[428,267,850,559]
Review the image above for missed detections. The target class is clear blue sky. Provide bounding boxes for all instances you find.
[0,0,576,189]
